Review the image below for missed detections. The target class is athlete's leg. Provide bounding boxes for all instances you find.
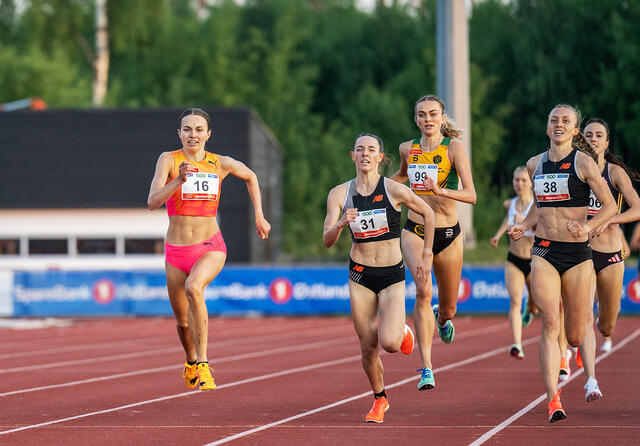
[530,256,562,402]
[561,261,594,348]
[166,263,196,362]
[432,235,463,324]
[402,230,434,369]
[185,251,226,363]
[595,263,624,337]
[505,261,526,347]
[350,281,384,393]
[378,281,406,353]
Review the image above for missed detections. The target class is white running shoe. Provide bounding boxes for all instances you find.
[601,339,612,353]
[584,376,603,402]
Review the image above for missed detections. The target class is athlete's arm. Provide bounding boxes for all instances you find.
[598,165,640,228]
[147,152,188,210]
[388,181,434,282]
[425,140,477,204]
[389,142,411,183]
[620,227,631,258]
[490,200,511,248]
[509,157,539,241]
[220,155,271,239]
[568,153,616,238]
[323,184,356,248]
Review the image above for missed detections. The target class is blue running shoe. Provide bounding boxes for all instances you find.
[417,368,435,390]
[432,304,454,344]
[522,298,532,328]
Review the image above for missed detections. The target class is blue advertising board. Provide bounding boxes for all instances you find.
[11,266,640,316]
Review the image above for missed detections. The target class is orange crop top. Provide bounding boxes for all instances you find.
[166,149,221,217]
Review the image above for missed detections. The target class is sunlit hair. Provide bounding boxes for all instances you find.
[584,117,640,182]
[548,104,597,161]
[414,95,463,139]
[179,107,211,130]
[354,132,384,153]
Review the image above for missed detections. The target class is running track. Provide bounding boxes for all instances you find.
[1,316,639,445]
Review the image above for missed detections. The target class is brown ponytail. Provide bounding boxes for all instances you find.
[415,95,464,139]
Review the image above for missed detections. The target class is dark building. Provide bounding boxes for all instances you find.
[0,108,282,263]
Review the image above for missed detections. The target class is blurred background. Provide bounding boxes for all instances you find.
[2,0,640,317]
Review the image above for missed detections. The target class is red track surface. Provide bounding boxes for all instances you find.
[0,316,639,445]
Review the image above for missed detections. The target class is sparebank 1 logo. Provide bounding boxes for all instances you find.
[457,277,472,303]
[626,278,640,304]
[92,279,116,304]
[269,278,293,304]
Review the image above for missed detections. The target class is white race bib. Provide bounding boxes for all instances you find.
[182,172,219,200]
[349,208,389,239]
[587,190,602,216]
[534,173,570,202]
[408,164,438,191]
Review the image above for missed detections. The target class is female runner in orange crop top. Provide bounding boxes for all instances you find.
[148,108,271,391]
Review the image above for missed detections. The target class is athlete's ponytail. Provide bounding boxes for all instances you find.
[415,95,464,139]
[584,118,640,183]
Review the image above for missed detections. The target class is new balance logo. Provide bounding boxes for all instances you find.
[372,195,383,203]
[352,265,364,272]
[559,163,571,170]
[538,240,551,247]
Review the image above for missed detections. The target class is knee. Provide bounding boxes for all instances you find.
[176,319,189,331]
[184,281,204,303]
[415,284,432,302]
[597,320,615,338]
[378,333,401,353]
[541,315,561,337]
[360,341,378,359]
[566,327,585,348]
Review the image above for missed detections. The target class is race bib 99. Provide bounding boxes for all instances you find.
[408,164,438,191]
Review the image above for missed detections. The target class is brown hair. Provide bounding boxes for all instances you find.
[179,107,211,130]
[414,95,463,139]
[548,104,597,161]
[353,132,391,170]
[584,117,640,182]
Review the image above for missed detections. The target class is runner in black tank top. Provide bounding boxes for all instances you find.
[579,119,640,403]
[508,105,617,423]
[323,133,435,423]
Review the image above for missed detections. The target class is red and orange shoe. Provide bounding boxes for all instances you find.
[400,324,414,355]
[548,389,566,423]
[576,348,583,369]
[365,397,389,423]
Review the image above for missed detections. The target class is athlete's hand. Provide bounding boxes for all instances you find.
[567,220,589,238]
[255,215,271,239]
[508,224,524,241]
[490,236,499,248]
[591,221,610,236]
[338,208,358,228]
[423,177,441,195]
[178,161,194,183]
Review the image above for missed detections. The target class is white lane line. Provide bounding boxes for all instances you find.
[0,319,350,359]
[0,320,508,395]
[0,323,353,373]
[201,334,541,446]
[0,320,517,436]
[0,337,356,397]
[0,354,362,436]
[468,327,640,446]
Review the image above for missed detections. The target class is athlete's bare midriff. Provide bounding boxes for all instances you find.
[407,194,458,228]
[166,215,220,245]
[589,222,622,251]
[349,238,403,267]
[536,207,588,243]
[509,236,534,258]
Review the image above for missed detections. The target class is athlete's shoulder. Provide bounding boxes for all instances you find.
[328,180,350,197]
[503,198,513,209]
[398,138,416,154]
[526,153,544,169]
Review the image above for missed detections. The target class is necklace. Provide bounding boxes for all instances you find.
[420,137,442,151]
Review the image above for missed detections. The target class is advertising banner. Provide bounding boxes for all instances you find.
[11,266,640,316]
